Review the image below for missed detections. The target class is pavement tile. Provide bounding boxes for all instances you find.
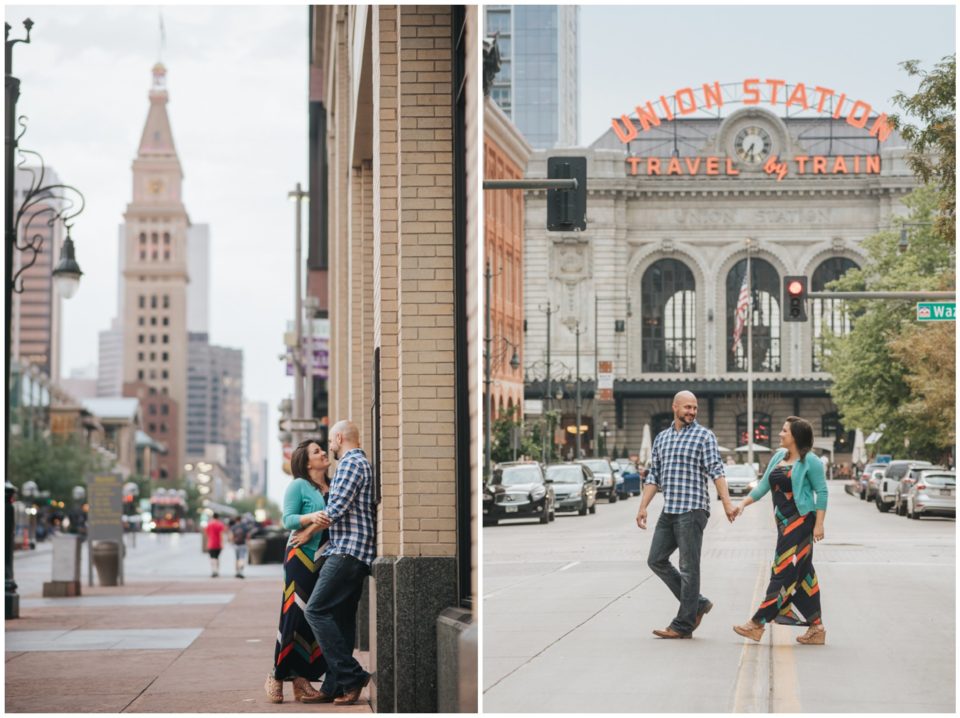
[6,691,140,713]
[126,689,374,713]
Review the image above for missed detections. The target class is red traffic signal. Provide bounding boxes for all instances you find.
[783,275,808,322]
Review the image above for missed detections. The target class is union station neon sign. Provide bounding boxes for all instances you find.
[613,79,892,181]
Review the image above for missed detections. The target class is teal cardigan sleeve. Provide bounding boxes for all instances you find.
[283,479,308,530]
[806,454,829,511]
[748,449,787,502]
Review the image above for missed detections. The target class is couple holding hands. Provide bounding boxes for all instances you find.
[636,391,828,644]
[265,420,376,705]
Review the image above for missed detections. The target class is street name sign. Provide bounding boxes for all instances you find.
[279,418,322,433]
[916,302,955,321]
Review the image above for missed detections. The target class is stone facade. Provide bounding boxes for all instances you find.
[523,107,919,462]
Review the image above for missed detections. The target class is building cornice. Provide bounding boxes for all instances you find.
[484,98,533,170]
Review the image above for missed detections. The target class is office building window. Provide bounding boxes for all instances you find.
[641,259,696,373]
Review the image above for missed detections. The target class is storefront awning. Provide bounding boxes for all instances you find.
[525,377,832,400]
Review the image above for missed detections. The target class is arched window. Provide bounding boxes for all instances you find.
[641,259,696,372]
[822,411,854,453]
[726,259,781,372]
[736,412,772,448]
[812,258,860,371]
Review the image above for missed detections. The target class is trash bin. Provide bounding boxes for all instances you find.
[92,540,122,586]
[248,537,267,565]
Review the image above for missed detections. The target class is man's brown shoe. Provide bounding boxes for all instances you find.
[694,600,714,630]
[652,627,692,639]
[333,673,372,705]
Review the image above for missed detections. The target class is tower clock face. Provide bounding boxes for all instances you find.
[734,126,773,164]
[148,179,164,194]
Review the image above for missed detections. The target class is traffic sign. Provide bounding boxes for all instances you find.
[279,418,322,433]
[916,302,955,321]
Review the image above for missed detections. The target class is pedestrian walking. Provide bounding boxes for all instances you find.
[636,391,736,638]
[732,416,829,645]
[229,517,249,578]
[205,513,227,577]
[264,439,330,704]
[303,419,376,706]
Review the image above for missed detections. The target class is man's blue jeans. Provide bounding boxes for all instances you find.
[647,509,710,635]
[304,554,370,694]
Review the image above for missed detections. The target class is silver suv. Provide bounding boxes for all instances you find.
[876,460,932,512]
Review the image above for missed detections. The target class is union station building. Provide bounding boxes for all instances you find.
[522,88,919,463]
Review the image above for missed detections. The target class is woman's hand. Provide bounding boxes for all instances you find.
[813,522,825,542]
[290,523,319,547]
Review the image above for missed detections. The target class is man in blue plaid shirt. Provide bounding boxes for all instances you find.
[304,420,375,704]
[636,391,736,638]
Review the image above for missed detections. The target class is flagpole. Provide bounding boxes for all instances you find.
[746,238,754,469]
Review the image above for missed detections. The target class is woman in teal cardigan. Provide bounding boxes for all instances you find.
[264,439,331,703]
[732,416,829,645]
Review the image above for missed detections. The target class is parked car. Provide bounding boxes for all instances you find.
[483,462,555,526]
[876,460,933,512]
[904,469,956,520]
[545,463,597,516]
[862,463,888,501]
[615,459,642,496]
[723,464,759,497]
[577,458,619,503]
[895,465,947,516]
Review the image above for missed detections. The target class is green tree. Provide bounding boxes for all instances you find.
[228,495,281,522]
[7,435,111,502]
[490,405,542,464]
[891,55,956,246]
[824,188,954,461]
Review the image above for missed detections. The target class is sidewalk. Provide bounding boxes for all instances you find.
[5,553,372,713]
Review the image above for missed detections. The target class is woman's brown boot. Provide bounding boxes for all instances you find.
[796,624,826,645]
[264,674,284,703]
[733,620,765,642]
[293,677,332,703]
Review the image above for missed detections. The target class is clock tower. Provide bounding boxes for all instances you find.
[120,63,190,480]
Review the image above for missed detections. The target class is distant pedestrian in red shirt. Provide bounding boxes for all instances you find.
[205,513,227,577]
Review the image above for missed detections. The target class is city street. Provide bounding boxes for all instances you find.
[483,483,955,713]
[5,533,372,713]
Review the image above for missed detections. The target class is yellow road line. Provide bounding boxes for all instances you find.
[731,562,769,712]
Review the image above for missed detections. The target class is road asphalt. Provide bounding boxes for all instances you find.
[483,482,956,713]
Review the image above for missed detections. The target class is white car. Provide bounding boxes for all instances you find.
[723,464,758,497]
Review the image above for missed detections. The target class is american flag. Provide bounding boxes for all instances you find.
[732,274,750,353]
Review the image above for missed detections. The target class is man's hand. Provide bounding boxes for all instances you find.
[636,506,648,530]
[311,511,332,529]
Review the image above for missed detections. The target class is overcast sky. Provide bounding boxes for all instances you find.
[7,5,308,510]
[580,4,956,145]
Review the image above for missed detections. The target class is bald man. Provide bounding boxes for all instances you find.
[303,420,375,704]
[636,391,736,639]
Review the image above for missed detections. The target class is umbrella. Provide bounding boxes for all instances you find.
[735,443,772,453]
[851,428,868,466]
[716,445,734,454]
[638,424,652,465]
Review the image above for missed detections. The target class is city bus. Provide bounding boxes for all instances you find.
[150,489,187,533]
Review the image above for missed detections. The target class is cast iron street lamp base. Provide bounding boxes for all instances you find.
[6,587,19,619]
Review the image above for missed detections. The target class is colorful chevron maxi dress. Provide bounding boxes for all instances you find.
[752,465,822,627]
[273,481,329,681]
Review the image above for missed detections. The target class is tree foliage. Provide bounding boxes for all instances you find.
[490,404,546,464]
[7,435,111,502]
[891,54,956,246]
[824,182,955,461]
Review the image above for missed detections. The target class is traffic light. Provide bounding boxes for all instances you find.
[547,156,587,231]
[783,275,808,322]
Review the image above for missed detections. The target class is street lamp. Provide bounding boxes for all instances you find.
[6,19,86,620]
[600,421,610,458]
[565,319,587,458]
[288,183,309,447]
[898,221,933,254]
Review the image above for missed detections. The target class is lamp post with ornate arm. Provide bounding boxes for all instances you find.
[6,19,86,620]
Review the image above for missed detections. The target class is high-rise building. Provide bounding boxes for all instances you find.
[485,5,579,149]
[119,63,192,473]
[61,365,98,401]
[187,224,209,334]
[186,333,244,488]
[242,400,269,496]
[97,318,124,397]
[12,166,64,382]
[122,380,179,482]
